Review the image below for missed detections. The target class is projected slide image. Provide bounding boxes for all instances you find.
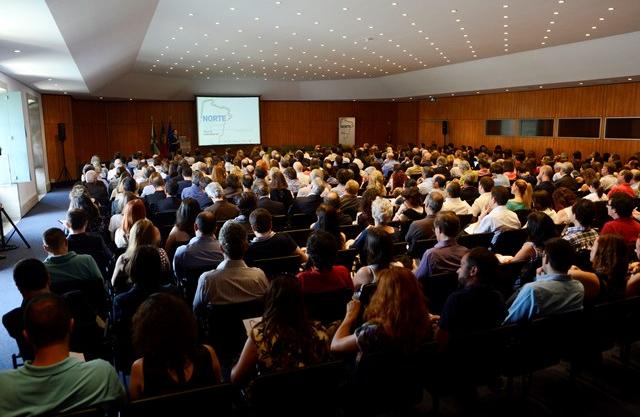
[197,96,261,146]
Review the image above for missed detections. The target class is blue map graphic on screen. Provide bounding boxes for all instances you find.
[199,99,232,139]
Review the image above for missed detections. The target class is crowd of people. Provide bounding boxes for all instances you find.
[2,142,640,415]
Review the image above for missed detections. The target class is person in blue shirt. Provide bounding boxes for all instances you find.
[180,171,210,209]
[504,237,584,324]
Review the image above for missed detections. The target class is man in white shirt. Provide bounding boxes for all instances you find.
[107,158,123,182]
[294,161,310,186]
[470,177,494,218]
[441,182,472,215]
[297,169,329,198]
[468,186,521,239]
[599,162,618,192]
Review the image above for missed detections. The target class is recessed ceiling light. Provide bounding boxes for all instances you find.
[547,29,552,32]
[628,77,633,81]
[541,42,546,45]
[254,17,260,20]
[188,12,193,16]
[558,0,565,3]
[229,7,235,10]
[463,34,468,37]
[608,7,614,11]
[504,48,509,51]
[553,11,559,15]
[391,2,397,5]
[579,82,583,85]
[455,18,461,22]
[599,17,605,21]
[592,26,597,29]
[539,85,543,88]
[503,15,508,18]
[503,4,509,8]
[13,49,21,53]
[585,33,590,36]
[450,9,457,13]
[342,7,348,11]
[48,78,52,81]
[99,97,103,99]
[401,12,407,16]
[505,89,509,92]
[178,26,183,30]
[215,22,220,25]
[296,11,302,15]
[504,24,509,27]
[550,21,555,24]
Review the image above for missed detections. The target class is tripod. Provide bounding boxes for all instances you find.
[0,204,30,252]
[57,139,71,183]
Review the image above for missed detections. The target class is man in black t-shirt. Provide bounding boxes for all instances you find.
[244,208,308,264]
[436,247,506,350]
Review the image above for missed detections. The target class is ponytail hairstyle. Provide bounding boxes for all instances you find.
[514,179,533,208]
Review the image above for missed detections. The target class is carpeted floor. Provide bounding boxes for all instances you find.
[0,187,69,370]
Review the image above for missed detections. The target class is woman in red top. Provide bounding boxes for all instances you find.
[297,230,353,294]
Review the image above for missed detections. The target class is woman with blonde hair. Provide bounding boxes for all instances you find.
[115,199,147,249]
[366,170,387,196]
[507,179,533,211]
[331,267,432,354]
[112,218,172,292]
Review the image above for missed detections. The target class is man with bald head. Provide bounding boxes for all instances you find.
[173,211,224,283]
[535,165,555,196]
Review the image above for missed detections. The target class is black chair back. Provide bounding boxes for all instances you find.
[417,272,459,314]
[593,200,611,229]
[495,260,528,300]
[252,255,302,279]
[409,238,437,259]
[340,223,363,240]
[304,288,353,323]
[123,384,234,417]
[457,214,473,229]
[181,264,220,304]
[151,210,177,227]
[283,228,312,248]
[249,361,346,417]
[289,213,315,229]
[271,215,288,231]
[514,209,531,226]
[491,228,528,256]
[205,299,264,367]
[457,232,494,249]
[335,248,357,271]
[392,241,408,257]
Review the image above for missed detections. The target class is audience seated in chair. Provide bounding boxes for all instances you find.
[602,192,640,244]
[436,248,506,350]
[193,221,269,314]
[253,181,286,216]
[470,176,494,218]
[393,186,426,222]
[115,199,147,249]
[297,230,353,294]
[232,191,258,234]
[504,238,584,324]
[165,197,201,260]
[332,267,432,355]
[152,178,182,214]
[65,208,112,278]
[173,211,224,284]
[180,170,210,209]
[415,211,468,280]
[441,182,472,215]
[405,191,444,257]
[467,186,521,242]
[561,198,599,251]
[507,179,533,212]
[349,197,402,265]
[500,212,557,264]
[352,226,401,290]
[231,276,331,385]
[245,208,307,264]
[340,179,360,221]
[129,293,222,400]
[204,181,239,222]
[0,293,125,417]
[312,204,347,249]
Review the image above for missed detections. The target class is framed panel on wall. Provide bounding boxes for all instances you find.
[485,119,517,136]
[520,119,554,137]
[605,117,640,139]
[557,118,601,138]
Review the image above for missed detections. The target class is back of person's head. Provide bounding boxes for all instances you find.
[43,227,66,252]
[526,212,557,247]
[425,191,444,213]
[271,171,288,189]
[13,258,49,294]
[434,211,460,238]
[592,234,628,284]
[433,175,446,189]
[255,166,267,180]
[182,166,193,177]
[552,187,577,210]
[284,166,297,180]
[490,162,504,174]
[122,199,147,234]
[176,198,201,233]
[126,245,162,288]
[306,230,337,271]
[66,208,88,231]
[24,293,72,349]
[562,162,574,174]
[219,221,248,259]
[364,267,430,351]
[491,186,510,206]
[573,198,595,227]
[402,186,422,208]
[323,191,341,209]
[249,208,272,233]
[236,192,258,216]
[127,219,160,257]
[609,192,634,218]
[151,173,165,188]
[195,211,217,236]
[345,179,359,196]
[479,176,494,193]
[366,226,394,267]
[132,293,197,372]
[543,237,575,273]
[252,181,270,197]
[205,182,225,199]
[464,247,499,285]
[191,170,204,187]
[371,197,394,224]
[122,176,138,193]
[446,181,461,198]
[165,179,179,197]
[533,190,553,211]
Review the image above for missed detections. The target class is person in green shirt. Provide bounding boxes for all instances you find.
[506,179,533,212]
[42,227,108,315]
[0,293,125,417]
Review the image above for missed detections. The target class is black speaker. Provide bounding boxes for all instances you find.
[442,120,448,136]
[57,123,66,142]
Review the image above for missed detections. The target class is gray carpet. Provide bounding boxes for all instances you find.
[0,188,69,370]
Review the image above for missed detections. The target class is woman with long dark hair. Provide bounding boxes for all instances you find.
[165,198,201,259]
[231,277,330,384]
[129,293,222,399]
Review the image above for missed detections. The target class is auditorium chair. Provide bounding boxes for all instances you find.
[457,232,494,249]
[304,288,353,323]
[392,241,408,257]
[247,360,347,417]
[514,209,531,226]
[336,248,358,271]
[340,223,363,240]
[417,271,459,315]
[271,214,288,231]
[180,263,221,304]
[491,228,528,256]
[251,255,303,279]
[289,213,315,229]
[593,200,611,230]
[495,259,529,299]
[123,383,234,417]
[409,238,437,260]
[457,214,473,229]
[283,228,312,248]
[204,299,264,368]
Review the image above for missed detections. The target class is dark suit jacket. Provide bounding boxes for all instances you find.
[155,196,182,212]
[460,186,480,206]
[67,233,112,277]
[205,200,240,222]
[85,182,109,207]
[535,180,555,196]
[554,175,578,192]
[288,194,323,217]
[340,194,360,221]
[144,190,167,215]
[258,197,286,215]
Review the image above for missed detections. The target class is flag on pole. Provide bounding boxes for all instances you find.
[159,121,168,157]
[167,122,177,154]
[150,118,160,155]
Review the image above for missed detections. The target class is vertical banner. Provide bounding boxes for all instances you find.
[178,136,191,153]
[338,117,355,147]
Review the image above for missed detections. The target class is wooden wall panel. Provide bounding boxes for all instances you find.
[42,95,76,181]
[418,82,640,160]
[396,101,419,145]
